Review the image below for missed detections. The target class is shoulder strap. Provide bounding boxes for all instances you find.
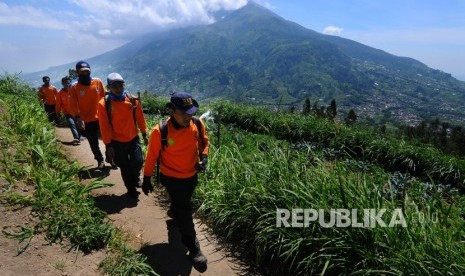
[192,116,204,155]
[104,93,113,131]
[127,94,138,128]
[156,118,168,183]
[160,119,168,150]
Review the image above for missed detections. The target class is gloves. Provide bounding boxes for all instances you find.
[105,146,117,168]
[142,133,148,146]
[142,176,153,195]
[76,116,85,130]
[195,155,208,173]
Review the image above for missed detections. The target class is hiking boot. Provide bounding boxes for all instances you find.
[187,238,207,272]
[125,189,139,199]
[97,161,105,170]
[72,138,80,145]
[190,248,207,272]
[167,208,174,218]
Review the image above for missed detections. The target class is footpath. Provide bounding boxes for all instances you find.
[55,126,243,276]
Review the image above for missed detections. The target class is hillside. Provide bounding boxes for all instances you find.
[23,1,465,126]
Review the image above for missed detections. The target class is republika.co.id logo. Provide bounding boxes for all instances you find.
[276,208,436,228]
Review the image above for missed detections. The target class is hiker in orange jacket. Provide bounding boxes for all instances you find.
[56,76,82,144]
[142,92,209,272]
[98,73,148,198]
[69,61,105,170]
[37,76,58,124]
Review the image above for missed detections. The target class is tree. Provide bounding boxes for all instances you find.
[289,105,296,113]
[345,109,357,125]
[326,99,337,120]
[68,68,77,80]
[302,98,311,115]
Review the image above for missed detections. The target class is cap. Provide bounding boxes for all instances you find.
[76,61,90,71]
[167,92,199,115]
[107,72,124,85]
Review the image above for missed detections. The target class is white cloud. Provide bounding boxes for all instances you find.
[67,0,248,38]
[323,25,343,35]
[0,0,249,74]
[255,1,276,10]
[0,2,71,30]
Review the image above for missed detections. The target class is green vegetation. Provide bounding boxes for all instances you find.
[143,96,465,275]
[211,101,465,189]
[0,74,155,275]
[2,73,465,275]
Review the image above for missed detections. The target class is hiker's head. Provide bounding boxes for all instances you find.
[167,91,199,127]
[42,76,50,86]
[75,61,91,76]
[61,76,71,88]
[107,73,125,96]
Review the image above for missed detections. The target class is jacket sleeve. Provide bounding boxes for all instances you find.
[135,99,148,135]
[199,119,209,156]
[143,125,162,177]
[37,87,45,103]
[55,92,62,114]
[97,99,113,145]
[69,85,79,118]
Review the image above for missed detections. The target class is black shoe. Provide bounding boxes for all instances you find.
[125,189,139,199]
[105,157,117,169]
[97,161,105,170]
[190,249,207,272]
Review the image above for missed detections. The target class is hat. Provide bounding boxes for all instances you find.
[107,73,124,85]
[76,61,90,71]
[167,92,199,115]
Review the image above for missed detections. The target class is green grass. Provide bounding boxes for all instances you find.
[193,127,465,275]
[0,74,156,275]
[141,93,465,275]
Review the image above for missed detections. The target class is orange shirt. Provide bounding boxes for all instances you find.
[144,118,209,179]
[37,85,58,105]
[69,79,105,122]
[55,89,73,115]
[98,95,148,145]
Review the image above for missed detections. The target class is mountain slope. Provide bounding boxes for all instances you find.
[24,1,465,125]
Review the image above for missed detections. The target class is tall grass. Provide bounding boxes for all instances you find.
[0,74,156,275]
[210,101,465,190]
[193,127,465,275]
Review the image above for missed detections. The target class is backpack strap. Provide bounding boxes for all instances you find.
[104,93,113,131]
[127,94,138,129]
[192,116,204,155]
[156,119,168,183]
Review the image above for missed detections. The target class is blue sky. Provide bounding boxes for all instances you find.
[1,0,465,80]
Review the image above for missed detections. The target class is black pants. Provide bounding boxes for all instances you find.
[81,120,103,162]
[161,173,198,250]
[44,104,57,123]
[112,136,144,191]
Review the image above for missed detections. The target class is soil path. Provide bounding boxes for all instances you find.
[54,126,243,276]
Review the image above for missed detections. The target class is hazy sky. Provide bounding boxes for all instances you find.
[1,0,464,80]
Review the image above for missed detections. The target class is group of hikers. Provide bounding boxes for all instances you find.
[37,61,209,271]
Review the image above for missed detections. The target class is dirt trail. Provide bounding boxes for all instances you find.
[54,126,243,276]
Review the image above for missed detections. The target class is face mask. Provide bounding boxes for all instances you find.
[78,75,91,85]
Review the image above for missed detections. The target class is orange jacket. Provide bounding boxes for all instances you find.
[37,85,58,105]
[144,118,209,179]
[98,94,148,145]
[55,88,73,115]
[69,79,105,122]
